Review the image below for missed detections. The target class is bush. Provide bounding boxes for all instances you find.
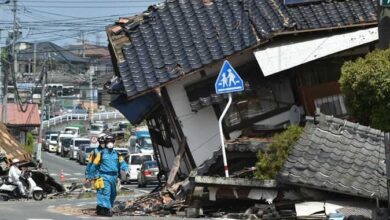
[25,132,35,154]
[339,49,390,131]
[255,125,303,180]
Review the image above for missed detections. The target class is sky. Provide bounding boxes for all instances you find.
[0,0,160,47]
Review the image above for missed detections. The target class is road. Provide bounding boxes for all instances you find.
[41,151,86,183]
[0,151,165,220]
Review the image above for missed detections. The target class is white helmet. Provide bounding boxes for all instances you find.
[11,159,20,164]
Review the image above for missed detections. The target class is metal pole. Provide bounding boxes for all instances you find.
[90,68,93,123]
[12,0,17,76]
[218,93,233,177]
[33,42,36,74]
[384,132,390,208]
[36,66,46,164]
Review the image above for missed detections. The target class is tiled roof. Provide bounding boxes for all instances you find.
[106,0,377,98]
[18,42,89,63]
[0,104,41,127]
[278,115,386,200]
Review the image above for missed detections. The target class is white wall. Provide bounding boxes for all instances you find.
[166,75,221,167]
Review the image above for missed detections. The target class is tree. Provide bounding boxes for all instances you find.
[339,49,390,131]
[255,125,303,180]
[25,132,35,154]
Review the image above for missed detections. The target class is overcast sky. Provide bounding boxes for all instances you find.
[0,0,159,47]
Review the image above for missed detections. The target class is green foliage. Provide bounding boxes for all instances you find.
[339,49,390,131]
[255,125,303,180]
[25,132,35,154]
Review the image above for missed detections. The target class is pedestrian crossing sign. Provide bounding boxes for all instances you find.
[215,60,244,94]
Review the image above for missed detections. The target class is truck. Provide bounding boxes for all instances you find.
[128,127,153,154]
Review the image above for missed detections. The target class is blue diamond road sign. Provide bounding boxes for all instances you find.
[215,60,244,94]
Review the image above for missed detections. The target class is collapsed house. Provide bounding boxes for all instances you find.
[105,0,378,180]
[103,0,383,217]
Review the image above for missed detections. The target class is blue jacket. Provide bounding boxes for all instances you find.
[90,148,128,179]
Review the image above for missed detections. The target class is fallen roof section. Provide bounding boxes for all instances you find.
[278,114,386,200]
[254,27,378,76]
[106,0,377,99]
[0,123,31,165]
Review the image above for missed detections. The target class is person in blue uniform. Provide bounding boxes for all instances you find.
[85,135,105,180]
[90,135,128,217]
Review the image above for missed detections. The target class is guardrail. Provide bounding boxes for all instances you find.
[42,111,125,128]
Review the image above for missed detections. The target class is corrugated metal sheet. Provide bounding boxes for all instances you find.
[106,0,378,99]
[0,123,31,164]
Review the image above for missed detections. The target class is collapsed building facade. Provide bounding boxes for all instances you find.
[104,0,383,217]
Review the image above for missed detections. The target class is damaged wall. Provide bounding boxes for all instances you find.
[166,75,221,167]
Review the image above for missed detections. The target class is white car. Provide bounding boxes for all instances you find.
[69,137,90,160]
[88,123,108,138]
[64,126,81,137]
[124,153,154,183]
[48,133,59,153]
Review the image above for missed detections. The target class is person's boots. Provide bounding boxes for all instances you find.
[96,205,104,216]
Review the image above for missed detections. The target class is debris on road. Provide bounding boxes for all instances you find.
[113,190,186,217]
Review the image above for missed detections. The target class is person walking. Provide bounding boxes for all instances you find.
[90,135,128,217]
[85,135,105,180]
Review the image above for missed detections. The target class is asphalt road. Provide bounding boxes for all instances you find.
[0,194,153,220]
[41,151,86,183]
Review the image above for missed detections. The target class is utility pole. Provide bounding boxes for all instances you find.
[89,68,93,123]
[33,42,37,74]
[81,31,85,58]
[12,0,17,76]
[36,66,47,165]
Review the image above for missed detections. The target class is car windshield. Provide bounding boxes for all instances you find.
[144,161,158,169]
[75,140,90,147]
[138,137,152,149]
[64,128,77,134]
[50,135,58,141]
[130,155,152,165]
[61,138,72,147]
[91,125,103,131]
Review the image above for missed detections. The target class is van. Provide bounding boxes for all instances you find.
[47,133,59,153]
[58,133,75,157]
[64,126,81,137]
[69,137,90,160]
[123,153,154,183]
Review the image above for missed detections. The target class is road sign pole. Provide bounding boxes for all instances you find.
[218,93,232,177]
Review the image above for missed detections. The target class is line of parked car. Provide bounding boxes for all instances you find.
[42,124,162,187]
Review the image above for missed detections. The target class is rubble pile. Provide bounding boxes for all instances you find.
[113,190,186,217]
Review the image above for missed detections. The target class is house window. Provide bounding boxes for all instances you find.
[314,94,347,117]
[222,78,294,127]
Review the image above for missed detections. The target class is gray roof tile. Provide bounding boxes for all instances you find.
[278,114,386,200]
[106,0,378,98]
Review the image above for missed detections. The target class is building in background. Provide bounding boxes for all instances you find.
[0,103,40,145]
